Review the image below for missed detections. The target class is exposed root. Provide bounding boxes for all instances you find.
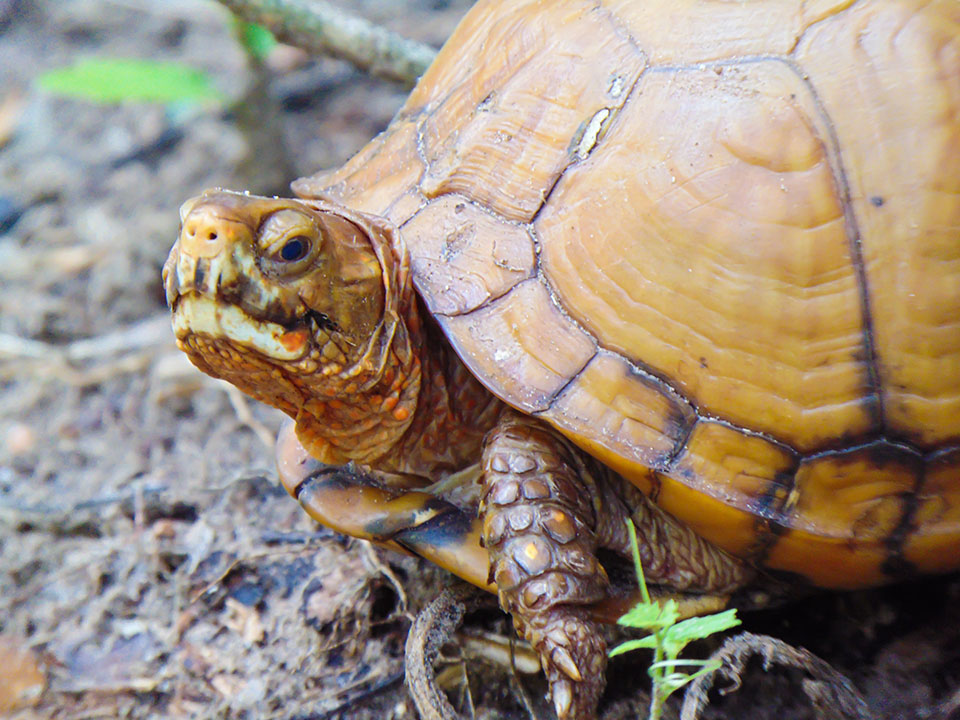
[360,540,410,615]
[679,631,871,720]
[304,670,406,720]
[405,583,489,720]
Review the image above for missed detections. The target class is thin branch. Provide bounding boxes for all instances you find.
[0,314,171,362]
[216,0,438,87]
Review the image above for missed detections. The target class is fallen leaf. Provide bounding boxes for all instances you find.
[0,635,46,712]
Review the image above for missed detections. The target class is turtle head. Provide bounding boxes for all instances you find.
[164,189,396,417]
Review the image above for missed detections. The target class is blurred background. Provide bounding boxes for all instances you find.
[1,1,958,719]
[0,2,480,717]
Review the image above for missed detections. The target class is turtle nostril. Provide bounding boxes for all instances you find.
[179,209,232,258]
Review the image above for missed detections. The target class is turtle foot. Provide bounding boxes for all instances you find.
[522,606,606,720]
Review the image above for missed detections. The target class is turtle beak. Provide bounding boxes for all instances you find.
[163,197,204,307]
[164,192,257,308]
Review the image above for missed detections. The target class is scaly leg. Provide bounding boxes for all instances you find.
[480,411,613,719]
[480,410,753,719]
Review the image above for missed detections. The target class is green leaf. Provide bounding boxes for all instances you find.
[660,610,741,657]
[39,58,222,104]
[617,599,679,630]
[235,21,277,60]
[608,636,658,657]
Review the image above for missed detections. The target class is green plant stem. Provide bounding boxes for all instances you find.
[626,521,664,719]
[617,520,740,719]
[650,628,668,720]
[626,520,651,605]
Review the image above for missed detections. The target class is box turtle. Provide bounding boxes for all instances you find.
[164,0,960,717]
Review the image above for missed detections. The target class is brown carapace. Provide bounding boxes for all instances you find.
[164,0,960,717]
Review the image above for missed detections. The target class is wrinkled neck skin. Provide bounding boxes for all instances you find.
[279,201,503,482]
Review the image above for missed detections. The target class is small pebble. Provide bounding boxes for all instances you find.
[5,423,36,456]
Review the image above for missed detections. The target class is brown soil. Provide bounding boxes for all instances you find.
[1,2,958,719]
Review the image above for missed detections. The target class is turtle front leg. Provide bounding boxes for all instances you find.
[276,420,494,592]
[480,411,755,719]
[480,411,613,719]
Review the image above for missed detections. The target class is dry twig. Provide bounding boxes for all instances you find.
[0,315,174,386]
[679,631,871,720]
[360,540,410,614]
[223,383,279,450]
[0,315,171,362]
[216,0,437,86]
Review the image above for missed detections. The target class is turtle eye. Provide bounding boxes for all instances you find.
[258,209,321,277]
[279,235,310,262]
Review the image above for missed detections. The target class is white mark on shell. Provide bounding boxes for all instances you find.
[576,108,610,161]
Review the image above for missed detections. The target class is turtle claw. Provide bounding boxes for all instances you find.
[524,611,606,718]
[552,645,583,682]
[553,678,574,719]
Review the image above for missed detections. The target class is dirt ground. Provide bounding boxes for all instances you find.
[0,1,958,719]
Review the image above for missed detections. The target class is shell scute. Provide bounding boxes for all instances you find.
[906,450,960,574]
[438,279,596,413]
[535,58,877,452]
[796,0,960,448]
[402,195,535,316]
[415,0,647,222]
[539,352,695,480]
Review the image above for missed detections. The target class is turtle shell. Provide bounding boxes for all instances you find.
[294,0,960,589]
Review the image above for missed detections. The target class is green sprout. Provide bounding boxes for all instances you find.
[233,19,278,61]
[36,20,276,107]
[38,58,222,104]
[609,520,741,720]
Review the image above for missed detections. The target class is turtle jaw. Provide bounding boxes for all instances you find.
[165,252,340,419]
[169,293,315,363]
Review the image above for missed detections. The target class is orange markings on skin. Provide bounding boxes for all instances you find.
[279,330,309,352]
[393,406,411,422]
[382,396,399,412]
[524,542,539,560]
